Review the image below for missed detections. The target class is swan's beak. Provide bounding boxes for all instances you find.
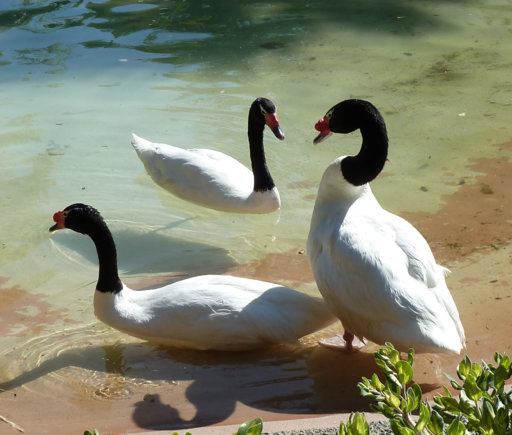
[265,113,285,140]
[313,116,332,145]
[49,210,65,232]
[271,125,285,140]
[313,131,332,145]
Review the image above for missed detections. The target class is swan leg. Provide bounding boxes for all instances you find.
[318,331,367,352]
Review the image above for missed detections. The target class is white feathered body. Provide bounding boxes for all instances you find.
[131,134,280,213]
[94,274,335,350]
[307,157,465,354]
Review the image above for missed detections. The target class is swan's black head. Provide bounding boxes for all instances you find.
[314,99,385,145]
[250,97,285,140]
[50,203,103,235]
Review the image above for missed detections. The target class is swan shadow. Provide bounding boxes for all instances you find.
[0,337,444,431]
[50,222,236,275]
[130,344,383,430]
[0,339,371,429]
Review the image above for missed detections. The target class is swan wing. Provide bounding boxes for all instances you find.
[109,275,334,350]
[308,205,464,353]
[386,212,465,346]
[131,134,254,209]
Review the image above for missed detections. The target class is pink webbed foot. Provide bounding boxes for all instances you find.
[318,332,367,352]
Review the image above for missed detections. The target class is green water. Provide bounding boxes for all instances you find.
[1,0,511,425]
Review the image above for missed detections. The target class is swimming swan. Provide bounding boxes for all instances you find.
[307,99,465,354]
[131,97,285,214]
[50,203,335,350]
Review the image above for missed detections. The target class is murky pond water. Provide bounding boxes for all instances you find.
[1,1,511,433]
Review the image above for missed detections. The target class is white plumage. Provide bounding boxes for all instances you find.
[131,97,284,214]
[307,99,465,354]
[93,275,335,350]
[50,203,335,351]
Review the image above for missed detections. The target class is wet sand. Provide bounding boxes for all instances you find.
[1,143,512,434]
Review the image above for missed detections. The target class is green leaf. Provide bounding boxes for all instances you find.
[446,416,466,435]
[471,362,483,378]
[415,402,430,432]
[457,356,471,380]
[442,386,453,397]
[404,385,420,413]
[480,398,496,431]
[236,417,263,435]
[407,348,415,366]
[427,409,445,435]
[385,389,402,409]
[389,417,416,435]
[359,390,381,401]
[463,375,483,402]
[386,372,403,390]
[494,406,510,435]
[389,348,400,366]
[433,395,461,413]
[371,373,385,391]
[360,376,371,388]
[347,412,370,435]
[339,422,348,435]
[370,402,396,419]
[494,364,508,392]
[498,353,510,370]
[445,373,463,390]
[458,389,477,414]
[396,361,413,385]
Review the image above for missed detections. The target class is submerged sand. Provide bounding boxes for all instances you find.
[1,142,512,434]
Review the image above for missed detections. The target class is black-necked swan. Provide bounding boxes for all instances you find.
[131,97,285,214]
[307,99,465,354]
[49,203,335,350]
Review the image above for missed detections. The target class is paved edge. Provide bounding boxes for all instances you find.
[131,412,387,435]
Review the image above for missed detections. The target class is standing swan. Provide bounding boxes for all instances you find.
[307,99,465,354]
[131,97,285,214]
[50,203,335,350]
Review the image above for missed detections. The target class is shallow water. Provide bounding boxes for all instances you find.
[1,0,512,433]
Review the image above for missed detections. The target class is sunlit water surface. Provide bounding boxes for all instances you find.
[1,0,511,430]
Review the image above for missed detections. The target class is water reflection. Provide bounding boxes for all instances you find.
[1,0,464,77]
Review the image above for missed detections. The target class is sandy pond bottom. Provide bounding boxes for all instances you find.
[1,141,512,435]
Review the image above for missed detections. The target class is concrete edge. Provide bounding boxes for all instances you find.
[131,412,387,435]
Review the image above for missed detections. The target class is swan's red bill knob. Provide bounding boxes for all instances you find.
[313,116,332,145]
[49,210,66,232]
[264,113,285,140]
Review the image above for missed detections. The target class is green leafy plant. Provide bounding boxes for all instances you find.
[355,342,512,435]
[235,417,263,435]
[339,411,370,435]
[433,352,512,434]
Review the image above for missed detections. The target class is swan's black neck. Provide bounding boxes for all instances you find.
[87,220,123,294]
[341,124,388,186]
[248,109,275,192]
[335,100,388,186]
[61,205,123,294]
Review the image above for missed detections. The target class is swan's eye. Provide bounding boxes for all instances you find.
[325,109,334,120]
[259,104,268,115]
[62,210,69,218]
